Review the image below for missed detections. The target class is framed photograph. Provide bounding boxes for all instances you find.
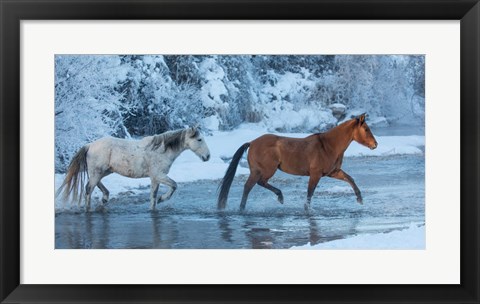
[1,0,479,303]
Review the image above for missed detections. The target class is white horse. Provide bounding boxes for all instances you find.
[56,127,210,211]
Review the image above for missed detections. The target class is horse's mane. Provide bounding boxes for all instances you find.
[148,128,199,152]
[316,117,359,135]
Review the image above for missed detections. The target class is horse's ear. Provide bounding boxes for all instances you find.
[188,125,199,138]
[358,113,366,125]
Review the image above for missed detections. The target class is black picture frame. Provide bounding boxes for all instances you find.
[1,0,479,303]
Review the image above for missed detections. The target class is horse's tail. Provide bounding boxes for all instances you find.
[217,142,250,210]
[55,146,89,206]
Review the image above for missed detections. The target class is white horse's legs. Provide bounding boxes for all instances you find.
[85,182,94,212]
[158,176,177,202]
[150,180,160,210]
[97,181,110,205]
[149,175,177,210]
[85,174,102,212]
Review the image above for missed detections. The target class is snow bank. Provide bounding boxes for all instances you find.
[291,224,425,249]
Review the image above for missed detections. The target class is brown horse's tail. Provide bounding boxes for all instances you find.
[55,146,89,206]
[217,142,250,210]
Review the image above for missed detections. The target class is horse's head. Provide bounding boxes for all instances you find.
[352,113,378,150]
[185,126,211,162]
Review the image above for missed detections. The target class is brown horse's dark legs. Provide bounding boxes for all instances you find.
[240,174,259,211]
[257,181,284,204]
[305,175,321,212]
[329,169,363,204]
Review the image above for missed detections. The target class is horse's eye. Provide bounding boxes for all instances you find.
[198,139,202,142]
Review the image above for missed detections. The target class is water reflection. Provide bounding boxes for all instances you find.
[217,214,234,243]
[151,213,179,248]
[56,205,379,249]
[56,212,111,249]
[307,215,321,245]
[244,219,274,249]
[306,208,364,246]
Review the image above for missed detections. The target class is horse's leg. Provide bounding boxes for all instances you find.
[329,169,362,204]
[240,172,260,211]
[150,179,160,210]
[85,174,101,212]
[84,180,91,209]
[305,174,321,212]
[97,181,110,205]
[158,176,177,203]
[257,181,284,204]
[255,162,282,204]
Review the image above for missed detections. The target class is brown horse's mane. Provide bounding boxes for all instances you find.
[148,128,199,152]
[313,118,358,155]
[314,118,357,137]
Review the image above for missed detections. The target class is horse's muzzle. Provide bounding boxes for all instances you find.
[370,142,378,150]
[202,154,211,162]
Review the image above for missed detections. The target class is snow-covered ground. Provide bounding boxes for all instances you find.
[291,223,425,250]
[55,124,425,203]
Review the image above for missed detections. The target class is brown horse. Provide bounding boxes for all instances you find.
[217,113,378,212]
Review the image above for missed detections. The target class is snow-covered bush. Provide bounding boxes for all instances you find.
[55,55,130,171]
[257,69,337,132]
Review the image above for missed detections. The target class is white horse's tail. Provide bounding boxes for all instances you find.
[56,146,89,205]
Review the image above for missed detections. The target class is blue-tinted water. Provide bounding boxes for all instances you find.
[55,154,424,249]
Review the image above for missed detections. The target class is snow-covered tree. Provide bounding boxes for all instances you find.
[55,55,130,171]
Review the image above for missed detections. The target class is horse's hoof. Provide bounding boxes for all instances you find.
[96,205,108,212]
[357,198,363,205]
[102,198,109,205]
[304,204,312,214]
[278,195,284,204]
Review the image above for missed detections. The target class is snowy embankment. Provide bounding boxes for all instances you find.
[55,124,424,200]
[291,223,425,250]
